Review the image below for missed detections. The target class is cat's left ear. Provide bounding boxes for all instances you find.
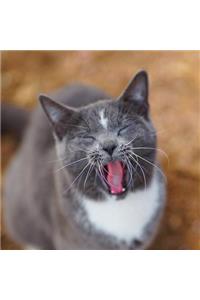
[118,70,149,118]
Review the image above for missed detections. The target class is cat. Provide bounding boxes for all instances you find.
[3,70,166,249]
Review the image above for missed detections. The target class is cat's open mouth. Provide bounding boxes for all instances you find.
[103,160,127,195]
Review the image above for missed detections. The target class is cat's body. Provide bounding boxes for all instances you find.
[4,71,166,249]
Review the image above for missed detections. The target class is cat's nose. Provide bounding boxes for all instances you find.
[102,143,117,156]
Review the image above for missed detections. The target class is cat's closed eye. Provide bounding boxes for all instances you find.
[117,125,132,136]
[81,135,96,142]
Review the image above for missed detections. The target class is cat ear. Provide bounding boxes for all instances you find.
[39,94,77,139]
[119,70,149,118]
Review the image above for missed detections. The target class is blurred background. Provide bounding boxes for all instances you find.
[1,51,200,249]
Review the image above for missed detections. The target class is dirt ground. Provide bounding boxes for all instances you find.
[1,51,200,250]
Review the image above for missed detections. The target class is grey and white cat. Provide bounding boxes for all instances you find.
[4,70,166,249]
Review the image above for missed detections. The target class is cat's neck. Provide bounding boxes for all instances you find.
[79,172,161,244]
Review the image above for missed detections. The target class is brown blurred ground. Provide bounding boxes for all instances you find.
[1,51,200,250]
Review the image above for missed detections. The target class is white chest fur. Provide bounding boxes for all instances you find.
[82,175,160,244]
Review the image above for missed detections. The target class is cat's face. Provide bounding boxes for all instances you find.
[39,71,157,199]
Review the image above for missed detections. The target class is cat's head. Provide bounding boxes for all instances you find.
[39,71,157,200]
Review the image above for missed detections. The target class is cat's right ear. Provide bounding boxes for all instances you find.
[39,94,77,140]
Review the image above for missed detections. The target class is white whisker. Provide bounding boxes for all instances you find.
[130,147,169,163]
[123,155,133,188]
[129,150,167,182]
[68,144,88,153]
[55,157,88,173]
[128,153,147,190]
[125,134,138,146]
[97,162,110,186]
[83,160,95,189]
[63,161,90,194]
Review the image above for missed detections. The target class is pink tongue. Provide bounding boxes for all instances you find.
[106,161,124,194]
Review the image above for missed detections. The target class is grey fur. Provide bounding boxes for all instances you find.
[3,71,166,249]
[1,103,30,138]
